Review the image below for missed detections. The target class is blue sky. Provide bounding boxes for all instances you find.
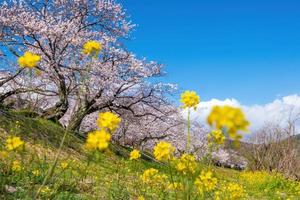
[121,0,300,105]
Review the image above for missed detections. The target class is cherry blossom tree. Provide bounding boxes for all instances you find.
[0,0,182,147]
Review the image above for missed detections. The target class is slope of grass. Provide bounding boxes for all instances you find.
[0,110,299,199]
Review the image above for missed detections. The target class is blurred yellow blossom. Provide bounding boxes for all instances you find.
[82,40,102,55]
[240,171,271,186]
[207,105,249,140]
[195,170,217,193]
[153,141,175,161]
[85,130,111,151]
[97,112,121,133]
[141,168,159,183]
[226,182,245,200]
[12,160,21,172]
[140,168,167,186]
[40,186,52,195]
[18,51,41,68]
[6,136,24,151]
[32,170,40,176]
[180,90,200,110]
[0,150,8,159]
[167,182,184,191]
[129,149,141,160]
[207,129,225,145]
[137,196,145,200]
[60,162,69,170]
[176,153,197,174]
[214,191,221,200]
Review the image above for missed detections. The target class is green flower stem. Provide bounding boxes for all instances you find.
[186,108,191,153]
[167,159,178,200]
[34,129,68,199]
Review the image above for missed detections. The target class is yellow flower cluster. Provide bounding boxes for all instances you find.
[6,136,25,151]
[85,130,111,151]
[295,183,300,195]
[153,141,175,161]
[137,196,145,200]
[12,160,21,172]
[225,182,245,200]
[82,40,102,55]
[140,168,167,186]
[129,149,141,160]
[207,129,225,145]
[240,171,271,186]
[214,191,221,200]
[32,170,40,176]
[207,105,249,140]
[194,170,217,193]
[18,51,41,68]
[180,90,200,110]
[60,162,69,170]
[176,153,197,174]
[97,112,121,133]
[40,186,52,195]
[85,111,121,151]
[167,182,184,191]
[0,150,8,159]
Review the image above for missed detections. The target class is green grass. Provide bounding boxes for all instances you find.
[0,110,299,199]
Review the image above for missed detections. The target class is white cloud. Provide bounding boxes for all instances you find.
[185,95,300,135]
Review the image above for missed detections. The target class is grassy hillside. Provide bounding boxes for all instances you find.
[0,110,299,199]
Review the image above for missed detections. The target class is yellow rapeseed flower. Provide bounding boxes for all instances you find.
[195,170,217,193]
[85,130,111,151]
[167,182,184,191]
[6,136,24,151]
[129,149,141,160]
[240,171,271,186]
[0,150,8,159]
[12,160,21,172]
[60,162,69,170]
[176,153,197,174]
[141,168,159,184]
[137,196,145,200]
[226,182,245,200]
[214,191,221,200]
[82,40,102,55]
[32,170,40,176]
[180,90,200,110]
[40,186,52,194]
[207,129,225,145]
[97,112,121,133]
[207,105,249,140]
[140,168,168,187]
[153,141,175,162]
[18,51,41,68]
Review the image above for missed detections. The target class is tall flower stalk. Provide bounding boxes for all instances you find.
[187,108,191,152]
[180,90,200,153]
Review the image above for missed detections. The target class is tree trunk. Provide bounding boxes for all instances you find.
[67,105,89,132]
[41,98,69,122]
[42,66,69,122]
